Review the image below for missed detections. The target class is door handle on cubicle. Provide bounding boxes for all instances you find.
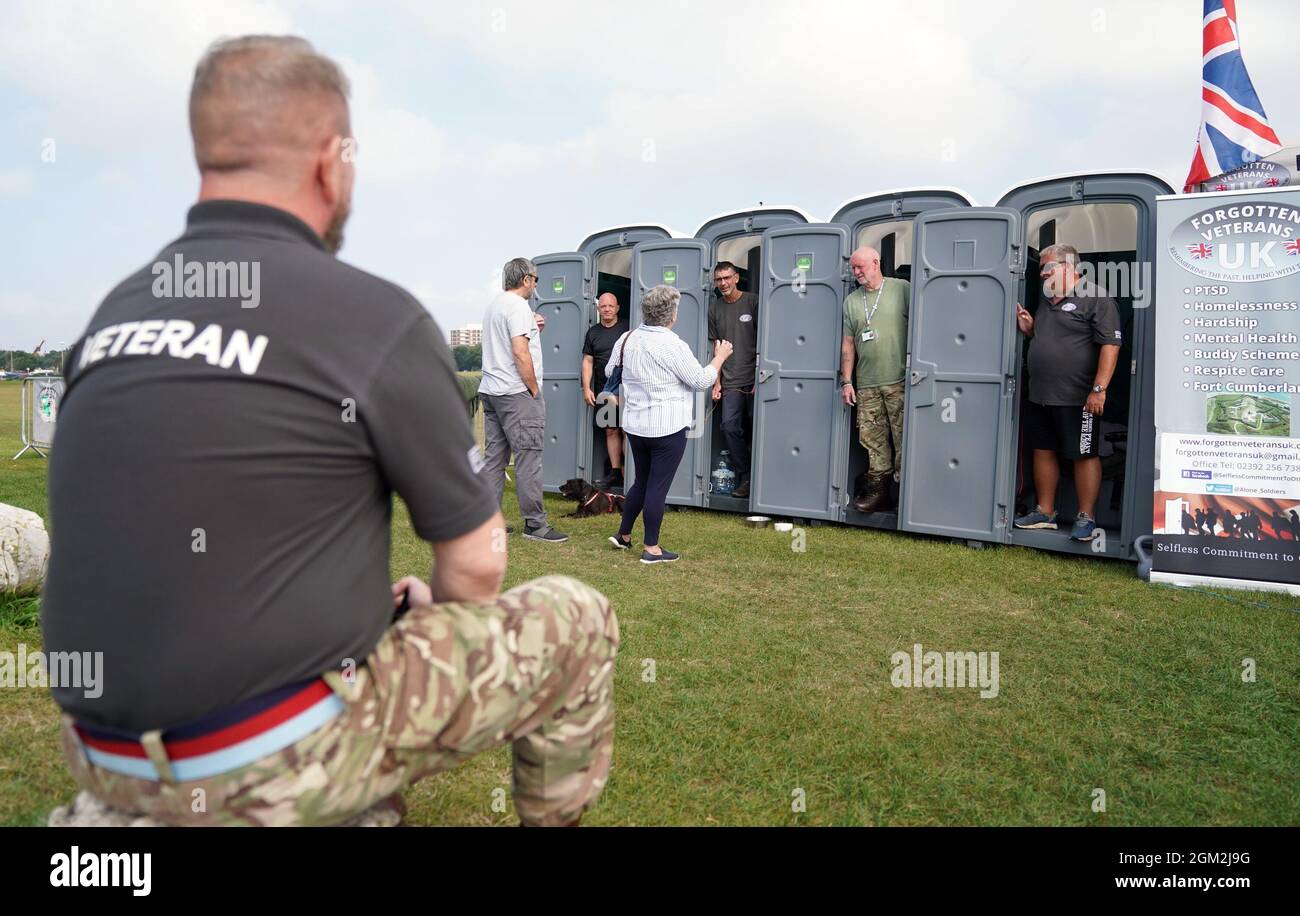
[758,361,781,401]
[909,360,937,408]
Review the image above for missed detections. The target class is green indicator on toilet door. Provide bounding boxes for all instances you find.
[795,254,813,272]
[662,266,678,285]
[552,277,565,293]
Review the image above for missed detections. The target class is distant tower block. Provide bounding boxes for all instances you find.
[449,324,482,347]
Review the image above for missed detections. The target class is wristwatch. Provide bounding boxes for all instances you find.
[1092,385,1106,393]
[839,378,853,388]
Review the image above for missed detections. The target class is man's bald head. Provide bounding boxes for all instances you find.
[190,35,351,176]
[850,246,883,290]
[596,292,620,324]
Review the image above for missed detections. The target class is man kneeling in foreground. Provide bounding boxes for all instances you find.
[40,35,617,826]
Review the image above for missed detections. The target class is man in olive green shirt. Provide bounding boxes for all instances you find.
[840,246,909,513]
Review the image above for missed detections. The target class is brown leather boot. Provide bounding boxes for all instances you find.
[882,477,898,510]
[853,473,890,513]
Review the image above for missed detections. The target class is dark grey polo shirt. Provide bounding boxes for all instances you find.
[1026,281,1123,406]
[708,291,758,389]
[42,200,496,731]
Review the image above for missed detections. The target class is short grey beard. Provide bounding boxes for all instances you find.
[322,198,351,254]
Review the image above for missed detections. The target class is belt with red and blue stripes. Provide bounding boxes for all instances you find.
[74,677,345,782]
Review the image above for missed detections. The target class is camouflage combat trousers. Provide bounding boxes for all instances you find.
[856,381,905,483]
[59,575,619,826]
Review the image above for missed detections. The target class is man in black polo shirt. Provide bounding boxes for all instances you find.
[41,35,617,827]
[708,261,759,498]
[1014,243,1122,541]
[581,292,628,486]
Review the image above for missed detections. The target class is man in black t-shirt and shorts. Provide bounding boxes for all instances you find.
[41,35,617,827]
[582,292,628,487]
[1014,243,1122,542]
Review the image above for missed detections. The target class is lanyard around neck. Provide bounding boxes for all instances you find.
[864,283,885,327]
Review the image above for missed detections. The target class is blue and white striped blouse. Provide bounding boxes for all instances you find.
[605,325,717,438]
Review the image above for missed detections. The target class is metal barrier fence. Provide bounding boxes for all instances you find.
[13,376,64,459]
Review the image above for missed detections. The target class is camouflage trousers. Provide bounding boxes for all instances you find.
[856,382,906,483]
[59,574,619,826]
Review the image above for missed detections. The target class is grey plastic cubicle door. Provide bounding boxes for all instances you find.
[628,239,711,507]
[751,224,850,521]
[533,253,590,492]
[899,208,1022,542]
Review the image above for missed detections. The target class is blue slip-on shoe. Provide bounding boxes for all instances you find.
[640,548,679,564]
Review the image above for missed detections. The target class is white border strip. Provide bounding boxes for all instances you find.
[1150,570,1300,597]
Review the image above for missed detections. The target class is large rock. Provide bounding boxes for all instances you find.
[0,503,49,596]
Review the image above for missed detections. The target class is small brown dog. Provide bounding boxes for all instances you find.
[559,478,626,518]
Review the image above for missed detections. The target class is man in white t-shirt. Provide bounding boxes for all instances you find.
[479,257,567,542]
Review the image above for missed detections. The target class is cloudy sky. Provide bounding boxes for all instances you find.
[2,0,1297,350]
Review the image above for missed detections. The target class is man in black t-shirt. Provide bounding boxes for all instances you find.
[707,261,759,498]
[41,35,617,827]
[1013,244,1122,542]
[581,292,628,486]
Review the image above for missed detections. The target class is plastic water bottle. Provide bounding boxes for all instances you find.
[711,457,736,496]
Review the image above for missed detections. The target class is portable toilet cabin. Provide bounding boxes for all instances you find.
[627,206,815,509]
[995,170,1173,560]
[531,223,678,492]
[740,189,974,527]
[740,174,1169,563]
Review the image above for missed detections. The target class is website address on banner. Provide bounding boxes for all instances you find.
[1114,875,1251,889]
[1169,435,1296,450]
[1172,446,1296,458]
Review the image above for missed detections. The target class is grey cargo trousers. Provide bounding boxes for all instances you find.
[481,390,549,531]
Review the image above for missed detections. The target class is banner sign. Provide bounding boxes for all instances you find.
[1152,186,1300,593]
[1193,159,1292,194]
[12,376,64,459]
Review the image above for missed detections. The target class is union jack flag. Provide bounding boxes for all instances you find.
[1188,243,1214,259]
[1286,239,1300,256]
[1183,0,1282,193]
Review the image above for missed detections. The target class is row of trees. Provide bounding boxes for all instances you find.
[452,345,481,371]
[1,350,69,373]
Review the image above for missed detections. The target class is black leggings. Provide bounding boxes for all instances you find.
[619,429,688,547]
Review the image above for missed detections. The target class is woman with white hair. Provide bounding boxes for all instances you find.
[606,285,732,563]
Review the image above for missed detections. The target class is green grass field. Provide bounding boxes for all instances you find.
[2,378,1298,826]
